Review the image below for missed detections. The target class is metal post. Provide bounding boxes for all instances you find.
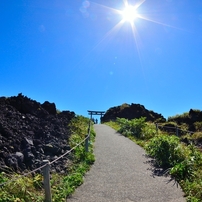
[176,126,179,136]
[85,134,89,152]
[88,120,91,141]
[155,123,158,134]
[43,160,52,202]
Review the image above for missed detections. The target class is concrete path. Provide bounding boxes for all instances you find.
[67,124,186,202]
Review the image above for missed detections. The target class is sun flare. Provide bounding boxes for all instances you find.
[121,5,138,22]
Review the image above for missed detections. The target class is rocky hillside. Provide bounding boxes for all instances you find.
[0,94,75,174]
[102,103,166,122]
[168,109,202,131]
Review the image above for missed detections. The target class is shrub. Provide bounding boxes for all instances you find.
[116,118,132,136]
[129,117,146,138]
[142,123,157,140]
[170,144,202,181]
[191,132,202,143]
[168,112,189,121]
[193,122,202,132]
[170,159,195,181]
[117,117,147,138]
[145,135,186,168]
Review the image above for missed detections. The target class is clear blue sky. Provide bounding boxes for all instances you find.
[1,0,202,119]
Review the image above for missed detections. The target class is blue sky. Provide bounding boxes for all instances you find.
[1,0,202,119]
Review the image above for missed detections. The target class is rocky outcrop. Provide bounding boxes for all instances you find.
[101,103,166,122]
[0,94,75,174]
[168,109,202,131]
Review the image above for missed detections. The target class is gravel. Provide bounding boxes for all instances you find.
[67,124,186,202]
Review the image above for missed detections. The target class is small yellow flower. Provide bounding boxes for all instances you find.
[14,198,21,202]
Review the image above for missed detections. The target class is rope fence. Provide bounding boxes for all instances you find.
[155,123,195,136]
[0,120,92,202]
[0,162,47,187]
[2,120,196,201]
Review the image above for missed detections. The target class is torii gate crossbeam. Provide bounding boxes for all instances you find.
[88,110,105,122]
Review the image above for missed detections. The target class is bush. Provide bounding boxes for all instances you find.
[169,159,195,181]
[191,132,202,143]
[145,135,186,168]
[194,122,202,132]
[117,117,146,139]
[168,112,189,121]
[142,123,157,140]
[116,118,132,136]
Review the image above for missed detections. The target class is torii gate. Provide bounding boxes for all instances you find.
[88,110,105,123]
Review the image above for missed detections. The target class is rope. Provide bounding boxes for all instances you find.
[49,134,89,165]
[157,125,177,129]
[0,163,47,187]
[156,124,195,134]
[0,133,90,188]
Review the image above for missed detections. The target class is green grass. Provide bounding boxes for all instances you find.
[105,121,120,131]
[0,116,95,202]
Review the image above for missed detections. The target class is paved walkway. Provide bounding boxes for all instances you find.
[67,124,186,202]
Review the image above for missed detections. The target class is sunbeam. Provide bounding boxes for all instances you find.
[138,15,188,32]
[73,0,187,74]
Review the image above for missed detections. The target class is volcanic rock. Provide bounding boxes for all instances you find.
[102,103,166,122]
[0,93,75,173]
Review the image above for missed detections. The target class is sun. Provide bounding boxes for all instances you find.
[121,5,138,22]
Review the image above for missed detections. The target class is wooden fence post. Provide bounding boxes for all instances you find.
[85,134,89,152]
[43,160,52,202]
